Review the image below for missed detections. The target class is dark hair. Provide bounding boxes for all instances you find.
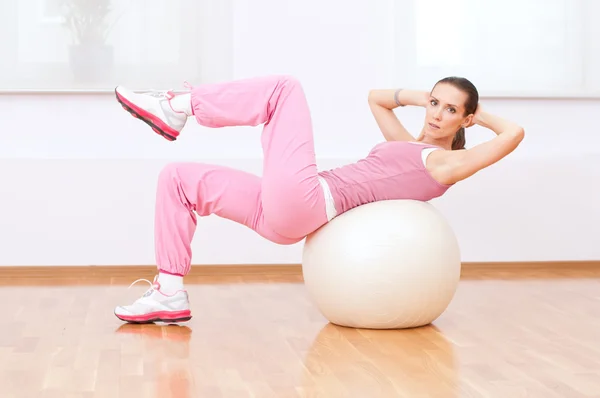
[435,76,479,150]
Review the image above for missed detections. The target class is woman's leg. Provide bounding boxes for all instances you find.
[116,75,329,239]
[114,75,329,323]
[114,161,299,324]
[154,162,302,276]
[189,75,328,238]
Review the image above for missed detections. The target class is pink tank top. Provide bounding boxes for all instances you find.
[318,141,453,216]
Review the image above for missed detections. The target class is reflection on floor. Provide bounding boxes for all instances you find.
[1,266,600,397]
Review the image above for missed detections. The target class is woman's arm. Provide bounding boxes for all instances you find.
[368,89,429,142]
[448,107,525,182]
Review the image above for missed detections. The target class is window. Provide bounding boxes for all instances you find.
[393,0,599,97]
[0,0,233,91]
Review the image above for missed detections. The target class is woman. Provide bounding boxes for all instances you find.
[113,74,524,323]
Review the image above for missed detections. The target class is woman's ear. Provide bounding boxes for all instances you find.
[463,113,475,128]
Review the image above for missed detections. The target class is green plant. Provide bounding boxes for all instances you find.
[61,0,114,45]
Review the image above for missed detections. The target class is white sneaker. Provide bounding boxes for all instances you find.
[114,276,192,324]
[115,86,188,141]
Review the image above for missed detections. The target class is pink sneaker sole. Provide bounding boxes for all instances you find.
[115,309,192,324]
[115,87,179,141]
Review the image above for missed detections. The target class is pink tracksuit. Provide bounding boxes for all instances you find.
[154,75,451,276]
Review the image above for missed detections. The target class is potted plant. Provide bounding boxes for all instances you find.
[61,0,115,84]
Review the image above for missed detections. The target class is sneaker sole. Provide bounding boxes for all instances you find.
[115,309,192,324]
[114,87,179,142]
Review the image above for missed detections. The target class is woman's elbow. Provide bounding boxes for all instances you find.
[367,89,380,103]
[504,125,525,145]
[512,126,525,143]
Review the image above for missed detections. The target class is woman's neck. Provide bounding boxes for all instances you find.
[415,134,453,150]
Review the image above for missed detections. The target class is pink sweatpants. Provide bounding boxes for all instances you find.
[155,75,329,276]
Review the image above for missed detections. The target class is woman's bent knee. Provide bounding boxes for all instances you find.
[156,163,195,208]
[158,162,184,182]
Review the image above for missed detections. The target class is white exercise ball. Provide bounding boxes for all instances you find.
[302,200,461,329]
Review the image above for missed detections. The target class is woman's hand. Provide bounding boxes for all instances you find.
[466,103,483,128]
[469,105,524,138]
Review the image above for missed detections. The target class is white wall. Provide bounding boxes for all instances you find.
[1,0,599,266]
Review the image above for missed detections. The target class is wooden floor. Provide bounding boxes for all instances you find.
[2,266,600,397]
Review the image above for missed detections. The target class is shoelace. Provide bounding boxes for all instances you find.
[128,278,158,297]
[137,90,171,99]
[128,278,153,289]
[139,82,193,98]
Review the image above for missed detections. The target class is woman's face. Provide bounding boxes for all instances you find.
[423,83,472,139]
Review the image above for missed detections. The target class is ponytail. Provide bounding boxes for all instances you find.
[452,127,466,150]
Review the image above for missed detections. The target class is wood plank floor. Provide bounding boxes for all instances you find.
[1,267,600,397]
